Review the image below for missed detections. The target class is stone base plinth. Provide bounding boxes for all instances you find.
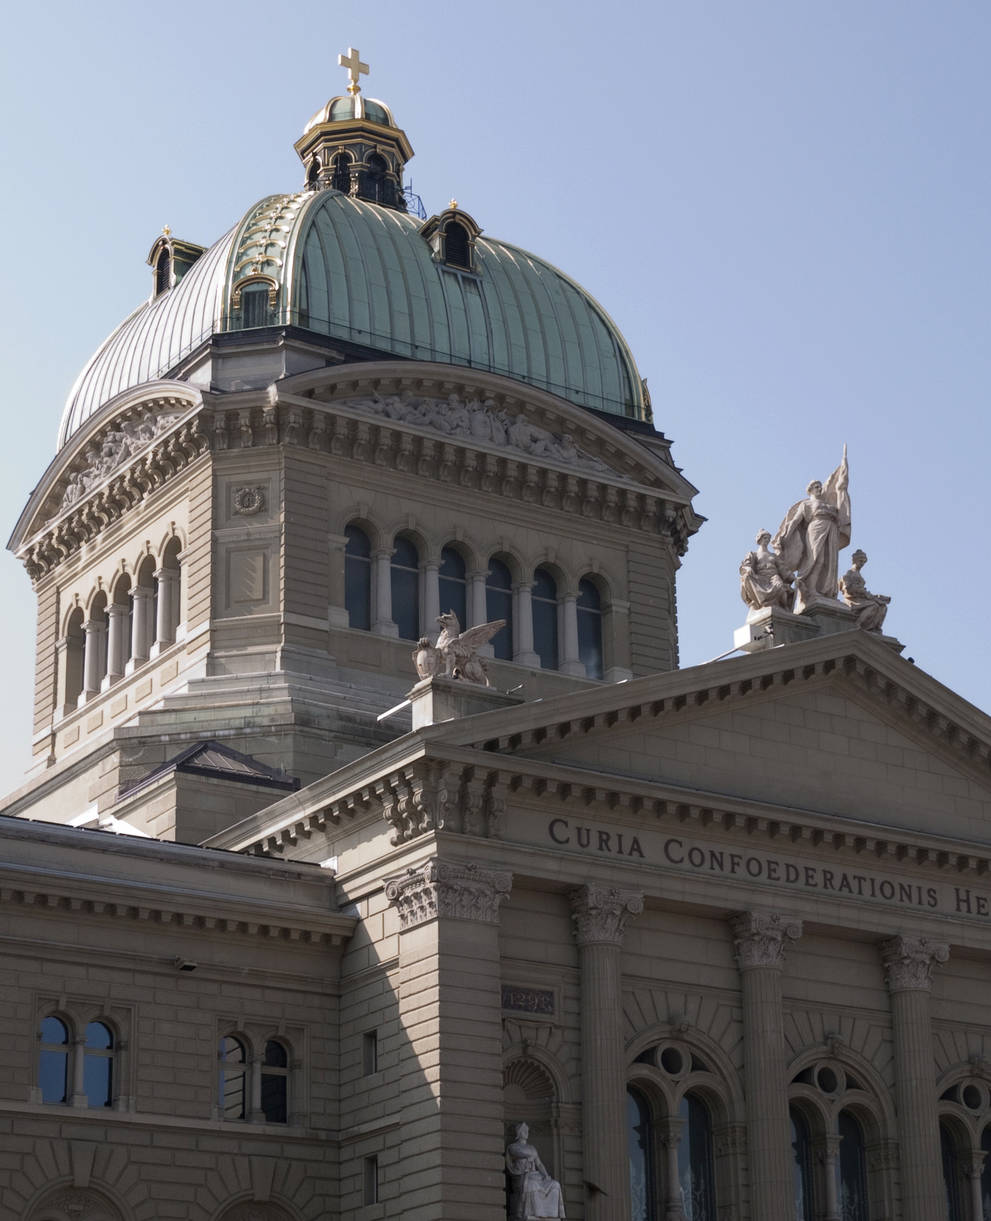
[409,674,524,730]
[734,602,905,655]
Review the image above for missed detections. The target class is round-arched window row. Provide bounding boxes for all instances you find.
[37,1014,116,1109]
[344,525,608,680]
[939,1077,991,1220]
[59,540,183,714]
[218,1033,291,1125]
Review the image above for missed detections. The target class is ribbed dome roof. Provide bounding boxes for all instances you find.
[59,189,647,447]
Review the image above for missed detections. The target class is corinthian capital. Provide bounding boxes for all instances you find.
[880,935,949,992]
[385,859,512,930]
[570,884,644,947]
[730,910,802,969]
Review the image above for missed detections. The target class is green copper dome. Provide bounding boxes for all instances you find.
[60,188,647,446]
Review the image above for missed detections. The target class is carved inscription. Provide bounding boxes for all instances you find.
[501,986,555,1016]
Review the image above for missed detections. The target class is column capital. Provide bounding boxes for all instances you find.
[880,935,949,992]
[657,1115,685,1149]
[131,584,153,600]
[964,1149,987,1179]
[570,884,643,947]
[385,859,511,930]
[730,910,802,970]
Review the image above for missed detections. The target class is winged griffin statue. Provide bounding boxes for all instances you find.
[412,612,506,687]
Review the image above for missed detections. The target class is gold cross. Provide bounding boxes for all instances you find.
[338,46,369,96]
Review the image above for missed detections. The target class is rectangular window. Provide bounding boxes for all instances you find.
[363,1155,379,1205]
[363,1029,378,1076]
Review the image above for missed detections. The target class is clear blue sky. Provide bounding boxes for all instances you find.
[1,1,989,792]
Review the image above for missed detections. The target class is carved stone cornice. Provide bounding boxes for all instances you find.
[384,859,512,929]
[730,911,802,970]
[570,884,644,947]
[880,934,949,992]
[20,413,209,579]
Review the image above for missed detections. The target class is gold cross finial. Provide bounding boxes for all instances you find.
[162,224,171,236]
[338,46,369,96]
[449,199,458,210]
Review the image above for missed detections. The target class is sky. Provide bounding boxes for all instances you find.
[0,1,989,793]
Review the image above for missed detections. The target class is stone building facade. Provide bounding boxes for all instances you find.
[2,61,991,1221]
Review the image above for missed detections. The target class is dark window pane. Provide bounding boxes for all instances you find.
[391,537,420,641]
[678,1093,715,1221]
[837,1111,868,1221]
[155,249,171,295]
[445,222,470,269]
[791,1108,814,1221]
[85,1021,112,1050]
[219,1039,247,1120]
[41,1016,68,1045]
[261,1071,287,1124]
[439,546,467,628]
[242,285,269,328]
[577,577,604,679]
[628,1087,655,1221]
[264,1040,288,1068]
[84,1052,112,1108]
[532,568,558,670]
[981,1126,991,1213]
[39,1049,68,1104]
[942,1123,965,1221]
[332,153,350,193]
[345,525,372,630]
[486,560,513,660]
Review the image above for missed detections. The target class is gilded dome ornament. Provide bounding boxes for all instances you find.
[337,46,369,96]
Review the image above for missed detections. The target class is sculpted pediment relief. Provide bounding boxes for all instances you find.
[57,408,186,512]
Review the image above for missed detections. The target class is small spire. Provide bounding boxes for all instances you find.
[162,224,171,237]
[338,46,369,96]
[449,199,458,210]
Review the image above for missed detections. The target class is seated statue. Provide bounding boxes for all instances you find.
[839,549,890,632]
[739,530,794,613]
[505,1123,566,1219]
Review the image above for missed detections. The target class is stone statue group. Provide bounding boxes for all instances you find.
[739,447,890,632]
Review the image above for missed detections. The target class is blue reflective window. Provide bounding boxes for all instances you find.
[391,536,420,641]
[532,568,558,670]
[261,1040,288,1124]
[345,524,372,630]
[83,1021,113,1108]
[577,577,604,679]
[628,1087,655,1221]
[837,1111,868,1221]
[39,1016,69,1104]
[678,1092,715,1221]
[485,559,513,660]
[439,547,467,629]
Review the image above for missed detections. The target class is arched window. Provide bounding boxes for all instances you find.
[678,1092,715,1221]
[154,247,171,296]
[391,536,420,641]
[63,607,85,710]
[577,577,604,679]
[360,153,390,204]
[219,1035,247,1120]
[532,568,559,670]
[485,559,513,660]
[82,591,109,700]
[791,1106,814,1221]
[941,1122,965,1221]
[83,1021,114,1108]
[837,1110,868,1221]
[345,524,372,630]
[39,1016,70,1104]
[627,1086,656,1221]
[439,546,467,628]
[261,1039,289,1124]
[154,536,182,652]
[444,220,471,269]
[241,282,270,328]
[331,152,351,193]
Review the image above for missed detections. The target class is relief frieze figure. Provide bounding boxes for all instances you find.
[59,409,186,511]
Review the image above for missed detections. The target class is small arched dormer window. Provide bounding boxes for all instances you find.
[240,282,271,329]
[360,153,394,206]
[154,247,172,296]
[444,220,471,270]
[306,157,321,189]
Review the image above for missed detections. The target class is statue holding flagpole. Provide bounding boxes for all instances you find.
[772,445,850,611]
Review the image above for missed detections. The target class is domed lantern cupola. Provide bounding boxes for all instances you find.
[295,47,414,211]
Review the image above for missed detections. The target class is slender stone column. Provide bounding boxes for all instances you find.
[880,934,949,1221]
[128,586,154,670]
[80,619,106,702]
[70,1033,87,1107]
[152,567,179,653]
[386,859,512,1218]
[327,532,350,628]
[816,1133,841,1221]
[560,593,585,676]
[965,1149,986,1221]
[423,561,440,630]
[372,549,397,636]
[729,910,802,1221]
[102,604,129,687]
[513,584,539,666]
[468,570,487,627]
[659,1116,686,1221]
[571,884,644,1220]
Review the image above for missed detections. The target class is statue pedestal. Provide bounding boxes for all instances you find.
[734,603,904,655]
[408,674,524,730]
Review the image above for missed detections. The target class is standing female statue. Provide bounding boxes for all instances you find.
[772,446,850,608]
[505,1123,566,1219]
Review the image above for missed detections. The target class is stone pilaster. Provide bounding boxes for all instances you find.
[386,860,511,1219]
[127,585,154,669]
[571,884,644,1220]
[880,934,949,1221]
[372,549,397,636]
[559,593,585,676]
[729,910,802,1221]
[513,584,539,666]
